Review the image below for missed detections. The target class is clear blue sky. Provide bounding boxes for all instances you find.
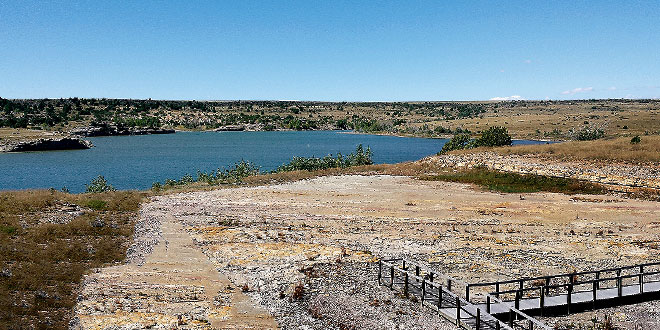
[1,1,659,101]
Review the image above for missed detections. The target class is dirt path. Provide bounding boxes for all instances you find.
[73,214,277,329]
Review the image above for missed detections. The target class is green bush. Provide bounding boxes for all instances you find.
[439,126,512,154]
[85,176,116,193]
[154,160,261,189]
[571,126,605,141]
[440,134,472,154]
[475,126,512,147]
[631,136,641,144]
[275,144,373,172]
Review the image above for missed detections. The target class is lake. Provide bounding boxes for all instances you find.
[0,131,548,193]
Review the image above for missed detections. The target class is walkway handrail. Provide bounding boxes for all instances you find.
[380,258,551,330]
[469,261,660,288]
[466,261,660,300]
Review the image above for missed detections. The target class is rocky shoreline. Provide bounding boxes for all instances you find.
[0,137,93,152]
[71,125,176,137]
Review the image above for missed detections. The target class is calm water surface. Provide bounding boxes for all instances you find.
[0,131,547,193]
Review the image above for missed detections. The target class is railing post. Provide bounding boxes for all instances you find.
[509,308,514,327]
[404,273,409,297]
[496,320,501,330]
[429,272,434,283]
[495,282,500,298]
[592,279,597,310]
[421,279,426,306]
[402,260,406,270]
[529,319,534,330]
[640,265,644,293]
[545,277,550,295]
[438,285,443,309]
[466,284,470,302]
[617,269,622,297]
[476,308,481,329]
[515,290,520,310]
[456,297,461,326]
[415,265,420,278]
[390,266,394,289]
[540,286,545,316]
[486,296,491,313]
[595,271,600,289]
[378,261,382,285]
[567,282,572,314]
[448,278,452,292]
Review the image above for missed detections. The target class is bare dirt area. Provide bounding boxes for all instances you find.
[75,174,660,329]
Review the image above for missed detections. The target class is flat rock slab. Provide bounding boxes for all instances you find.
[73,215,277,329]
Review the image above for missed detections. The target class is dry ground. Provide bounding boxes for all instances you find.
[75,174,660,329]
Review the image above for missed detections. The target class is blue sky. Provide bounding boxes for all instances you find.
[1,1,659,101]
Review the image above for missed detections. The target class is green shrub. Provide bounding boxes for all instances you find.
[631,136,641,144]
[274,144,373,172]
[0,225,18,235]
[440,134,472,154]
[475,126,512,147]
[439,126,512,154]
[85,176,116,193]
[85,199,107,210]
[571,126,605,141]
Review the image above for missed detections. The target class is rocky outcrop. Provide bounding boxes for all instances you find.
[214,125,246,131]
[71,125,175,137]
[427,152,660,191]
[1,137,93,152]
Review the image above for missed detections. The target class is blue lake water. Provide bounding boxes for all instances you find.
[0,131,548,193]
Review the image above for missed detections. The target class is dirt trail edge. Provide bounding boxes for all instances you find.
[72,208,277,329]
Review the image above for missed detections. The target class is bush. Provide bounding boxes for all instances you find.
[475,126,512,147]
[631,136,641,144]
[439,126,512,154]
[85,176,116,193]
[154,160,261,189]
[275,144,373,172]
[571,126,605,141]
[440,134,471,154]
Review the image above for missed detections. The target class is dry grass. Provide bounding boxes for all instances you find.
[0,189,144,329]
[458,135,660,163]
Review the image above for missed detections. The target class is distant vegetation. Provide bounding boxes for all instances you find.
[2,97,659,142]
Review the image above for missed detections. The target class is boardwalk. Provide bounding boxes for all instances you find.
[467,261,660,317]
[379,258,660,330]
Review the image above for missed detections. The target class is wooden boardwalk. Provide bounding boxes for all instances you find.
[379,259,549,329]
[466,261,660,317]
[379,258,660,329]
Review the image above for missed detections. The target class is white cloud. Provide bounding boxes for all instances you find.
[561,87,594,95]
[490,95,524,101]
[524,59,532,64]
[608,86,617,91]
